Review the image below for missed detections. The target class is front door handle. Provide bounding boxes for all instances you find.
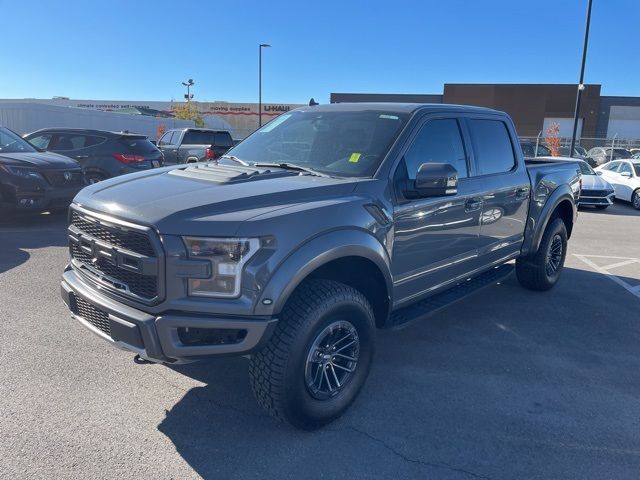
[75,155,89,159]
[516,187,530,200]
[465,198,483,212]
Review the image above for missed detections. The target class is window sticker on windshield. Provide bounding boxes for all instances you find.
[260,113,291,132]
[349,153,362,163]
[379,114,399,120]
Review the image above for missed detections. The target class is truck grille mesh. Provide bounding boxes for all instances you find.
[69,210,160,301]
[73,296,111,337]
[71,211,155,257]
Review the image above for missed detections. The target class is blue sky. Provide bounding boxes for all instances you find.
[1,0,637,104]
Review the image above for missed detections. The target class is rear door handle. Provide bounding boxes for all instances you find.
[75,155,89,159]
[465,198,483,212]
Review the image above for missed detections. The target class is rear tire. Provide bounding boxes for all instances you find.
[633,190,640,210]
[516,217,568,291]
[249,279,375,430]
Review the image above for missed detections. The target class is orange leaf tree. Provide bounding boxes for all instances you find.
[544,122,561,157]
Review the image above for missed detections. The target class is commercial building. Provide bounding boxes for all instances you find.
[332,84,640,145]
[0,98,304,140]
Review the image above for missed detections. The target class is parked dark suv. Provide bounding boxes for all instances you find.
[0,126,84,213]
[24,129,163,184]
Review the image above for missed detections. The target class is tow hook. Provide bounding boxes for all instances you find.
[133,354,154,365]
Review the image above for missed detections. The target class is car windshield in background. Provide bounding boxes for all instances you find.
[119,137,158,154]
[611,148,632,158]
[0,127,37,153]
[578,161,595,175]
[227,110,409,177]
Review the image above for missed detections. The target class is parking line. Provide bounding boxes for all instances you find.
[601,259,639,270]
[573,254,640,301]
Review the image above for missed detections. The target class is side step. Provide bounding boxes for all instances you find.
[387,264,514,329]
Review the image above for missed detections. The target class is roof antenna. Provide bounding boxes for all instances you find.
[309,98,319,106]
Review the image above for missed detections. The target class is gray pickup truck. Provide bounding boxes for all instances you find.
[60,103,581,429]
[157,128,233,164]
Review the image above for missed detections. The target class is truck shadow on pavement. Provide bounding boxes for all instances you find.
[157,267,640,479]
[0,212,68,274]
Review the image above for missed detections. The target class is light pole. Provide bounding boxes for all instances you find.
[182,78,194,104]
[258,44,271,128]
[569,0,593,157]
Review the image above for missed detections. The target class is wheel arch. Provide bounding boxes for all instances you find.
[524,186,577,255]
[254,229,393,328]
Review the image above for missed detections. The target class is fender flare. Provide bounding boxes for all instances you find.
[253,229,393,317]
[524,185,577,255]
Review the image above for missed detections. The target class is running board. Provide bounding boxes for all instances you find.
[387,264,514,329]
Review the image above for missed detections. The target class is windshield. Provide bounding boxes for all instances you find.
[578,161,595,175]
[227,110,409,177]
[609,148,632,159]
[0,127,37,153]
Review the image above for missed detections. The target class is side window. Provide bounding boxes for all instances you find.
[619,163,632,175]
[403,119,467,180]
[83,135,105,148]
[27,134,52,150]
[604,161,620,172]
[520,143,534,156]
[159,132,174,146]
[468,119,516,175]
[51,134,85,151]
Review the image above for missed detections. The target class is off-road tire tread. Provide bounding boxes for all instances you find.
[516,216,567,291]
[248,279,372,423]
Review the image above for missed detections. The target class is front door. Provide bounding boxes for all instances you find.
[391,117,484,305]
[158,131,178,164]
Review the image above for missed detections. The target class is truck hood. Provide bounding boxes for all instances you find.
[73,163,361,235]
[0,151,80,169]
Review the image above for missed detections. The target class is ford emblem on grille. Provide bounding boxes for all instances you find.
[64,171,73,181]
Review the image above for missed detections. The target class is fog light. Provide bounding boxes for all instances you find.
[19,198,35,206]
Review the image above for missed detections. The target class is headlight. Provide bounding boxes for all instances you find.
[0,165,45,180]
[183,237,260,298]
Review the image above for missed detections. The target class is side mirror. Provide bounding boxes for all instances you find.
[596,171,603,176]
[620,171,632,178]
[404,163,458,198]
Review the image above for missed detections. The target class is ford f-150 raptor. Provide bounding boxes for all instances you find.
[60,103,581,429]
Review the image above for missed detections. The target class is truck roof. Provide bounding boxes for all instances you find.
[297,102,503,115]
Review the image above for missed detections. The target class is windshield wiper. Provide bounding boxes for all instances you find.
[220,154,249,166]
[254,162,329,177]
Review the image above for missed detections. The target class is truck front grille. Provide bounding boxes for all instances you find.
[73,296,111,336]
[68,208,162,303]
[71,211,155,256]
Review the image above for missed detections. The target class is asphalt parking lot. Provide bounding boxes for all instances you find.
[1,202,639,480]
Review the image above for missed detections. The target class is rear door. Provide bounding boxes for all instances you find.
[391,114,485,303]
[616,161,636,201]
[465,116,530,265]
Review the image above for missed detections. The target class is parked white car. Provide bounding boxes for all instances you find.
[595,159,640,210]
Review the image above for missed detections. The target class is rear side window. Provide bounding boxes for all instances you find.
[183,130,216,145]
[403,119,468,179]
[119,137,157,153]
[214,132,233,148]
[468,119,516,175]
[51,134,100,151]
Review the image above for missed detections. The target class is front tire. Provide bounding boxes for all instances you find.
[516,217,568,291]
[249,279,375,430]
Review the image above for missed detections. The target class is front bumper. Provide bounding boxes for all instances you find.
[61,267,277,363]
[0,182,81,211]
[578,192,615,206]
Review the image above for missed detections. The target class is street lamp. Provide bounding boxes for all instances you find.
[569,0,593,157]
[258,44,271,128]
[182,78,195,104]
